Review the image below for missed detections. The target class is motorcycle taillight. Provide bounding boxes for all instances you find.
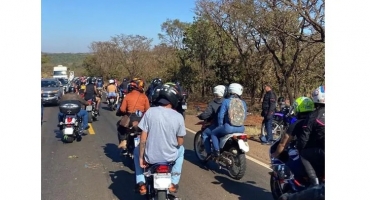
[156,165,170,173]
[66,117,73,123]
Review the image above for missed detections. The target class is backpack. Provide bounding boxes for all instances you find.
[228,98,246,126]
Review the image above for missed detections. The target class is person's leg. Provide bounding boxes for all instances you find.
[95,97,101,114]
[264,117,273,142]
[202,124,217,154]
[210,125,226,156]
[133,146,146,194]
[58,112,64,123]
[170,145,184,192]
[77,109,89,130]
[300,148,320,186]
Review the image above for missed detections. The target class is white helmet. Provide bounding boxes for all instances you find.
[108,79,114,84]
[228,83,243,96]
[213,85,226,97]
[312,86,325,104]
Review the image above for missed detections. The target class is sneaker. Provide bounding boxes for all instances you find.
[136,182,147,195]
[212,150,220,157]
[169,183,178,193]
[118,140,127,149]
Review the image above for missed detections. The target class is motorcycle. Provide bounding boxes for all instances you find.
[143,162,180,200]
[260,106,297,142]
[269,139,325,200]
[107,95,117,111]
[193,111,250,180]
[86,98,98,123]
[179,91,188,119]
[59,100,84,143]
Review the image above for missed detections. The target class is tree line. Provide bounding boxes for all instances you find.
[50,0,325,107]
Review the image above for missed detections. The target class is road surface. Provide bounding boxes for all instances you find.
[41,102,273,200]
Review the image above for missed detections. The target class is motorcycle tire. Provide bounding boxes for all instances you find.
[88,112,93,123]
[270,174,284,200]
[62,135,74,143]
[157,190,167,200]
[228,147,247,180]
[261,119,283,141]
[193,131,207,164]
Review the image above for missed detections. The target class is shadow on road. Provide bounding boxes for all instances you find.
[102,143,122,163]
[108,170,143,200]
[184,149,232,176]
[213,175,272,200]
[101,106,115,111]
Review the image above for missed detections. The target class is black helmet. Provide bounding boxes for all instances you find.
[157,84,182,108]
[86,77,92,84]
[278,97,285,104]
[67,86,76,93]
[151,78,163,87]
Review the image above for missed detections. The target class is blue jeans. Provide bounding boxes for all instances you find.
[202,123,217,154]
[263,117,273,142]
[210,123,245,151]
[134,145,184,185]
[107,92,117,97]
[58,109,88,129]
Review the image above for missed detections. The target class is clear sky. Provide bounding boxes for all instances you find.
[42,0,196,53]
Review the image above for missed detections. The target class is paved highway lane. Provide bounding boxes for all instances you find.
[41,102,273,200]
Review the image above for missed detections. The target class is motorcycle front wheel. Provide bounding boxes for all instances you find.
[261,120,283,141]
[270,174,284,200]
[193,131,207,163]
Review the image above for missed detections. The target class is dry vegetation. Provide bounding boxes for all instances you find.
[41,0,325,110]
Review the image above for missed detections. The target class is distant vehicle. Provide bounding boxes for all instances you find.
[41,78,64,106]
[53,65,68,79]
[58,78,70,93]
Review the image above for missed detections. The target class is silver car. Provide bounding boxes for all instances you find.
[41,78,64,106]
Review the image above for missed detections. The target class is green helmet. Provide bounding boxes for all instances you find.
[293,97,315,114]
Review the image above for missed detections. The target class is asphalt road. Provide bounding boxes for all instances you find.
[41,100,273,200]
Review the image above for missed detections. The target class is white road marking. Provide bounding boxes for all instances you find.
[186,127,272,170]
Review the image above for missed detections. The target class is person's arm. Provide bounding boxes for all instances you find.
[218,100,228,126]
[297,113,315,151]
[267,92,277,119]
[198,102,213,120]
[176,115,187,146]
[94,86,98,94]
[138,111,150,159]
[272,133,292,158]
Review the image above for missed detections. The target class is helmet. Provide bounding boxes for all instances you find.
[86,77,92,84]
[157,84,182,108]
[91,77,96,84]
[108,79,114,84]
[130,78,145,92]
[312,86,325,104]
[67,86,76,93]
[151,78,163,86]
[213,85,226,97]
[228,83,243,96]
[278,97,285,103]
[292,97,315,114]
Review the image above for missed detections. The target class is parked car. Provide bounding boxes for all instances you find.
[41,78,64,106]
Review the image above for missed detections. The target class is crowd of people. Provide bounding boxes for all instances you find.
[54,75,325,200]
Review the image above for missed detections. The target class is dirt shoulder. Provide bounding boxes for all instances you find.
[184,114,271,164]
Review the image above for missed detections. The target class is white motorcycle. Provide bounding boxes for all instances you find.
[59,100,84,143]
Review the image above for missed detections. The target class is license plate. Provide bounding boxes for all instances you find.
[109,99,115,102]
[63,127,74,135]
[134,137,140,147]
[182,104,187,110]
[153,173,172,189]
[238,139,250,153]
[86,105,93,111]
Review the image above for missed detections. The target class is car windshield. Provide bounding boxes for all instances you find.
[54,71,67,75]
[58,79,68,85]
[41,80,58,87]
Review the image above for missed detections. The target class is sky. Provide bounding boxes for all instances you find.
[42,0,197,53]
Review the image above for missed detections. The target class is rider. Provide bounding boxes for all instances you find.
[84,77,100,114]
[58,86,90,130]
[106,79,119,106]
[197,85,227,158]
[134,83,186,195]
[298,86,325,187]
[146,78,163,104]
[118,78,150,153]
[271,96,315,158]
[78,78,87,95]
[209,83,248,157]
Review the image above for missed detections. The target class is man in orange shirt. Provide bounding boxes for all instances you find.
[118,78,150,154]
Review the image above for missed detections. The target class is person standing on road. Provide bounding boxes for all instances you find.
[134,83,186,195]
[261,83,277,145]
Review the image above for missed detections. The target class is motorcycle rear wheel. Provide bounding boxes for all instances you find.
[228,147,247,180]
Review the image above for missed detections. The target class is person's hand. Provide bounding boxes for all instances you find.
[139,157,147,168]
